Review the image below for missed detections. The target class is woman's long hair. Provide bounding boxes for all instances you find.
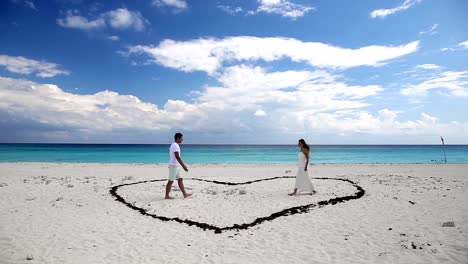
[299,139,310,150]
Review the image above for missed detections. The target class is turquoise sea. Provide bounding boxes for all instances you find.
[0,144,467,164]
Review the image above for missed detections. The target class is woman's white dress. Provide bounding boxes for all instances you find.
[295,152,315,193]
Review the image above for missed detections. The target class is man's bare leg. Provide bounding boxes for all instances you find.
[165,180,174,199]
[177,179,192,198]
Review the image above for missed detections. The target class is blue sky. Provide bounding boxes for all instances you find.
[0,0,467,144]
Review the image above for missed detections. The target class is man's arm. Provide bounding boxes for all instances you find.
[174,151,188,171]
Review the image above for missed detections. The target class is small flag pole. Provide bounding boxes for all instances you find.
[440,136,447,164]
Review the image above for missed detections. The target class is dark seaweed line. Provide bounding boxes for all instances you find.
[110,176,365,234]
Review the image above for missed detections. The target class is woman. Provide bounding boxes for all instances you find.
[289,139,316,196]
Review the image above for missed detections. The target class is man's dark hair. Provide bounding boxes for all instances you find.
[174,132,183,141]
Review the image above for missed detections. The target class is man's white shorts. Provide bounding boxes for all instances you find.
[168,165,182,181]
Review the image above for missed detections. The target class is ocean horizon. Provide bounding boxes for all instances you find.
[1,143,467,164]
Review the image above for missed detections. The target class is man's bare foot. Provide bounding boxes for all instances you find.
[165,196,174,199]
[309,190,317,195]
[184,193,192,198]
[288,192,296,196]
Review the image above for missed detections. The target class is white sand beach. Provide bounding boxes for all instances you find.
[0,163,467,264]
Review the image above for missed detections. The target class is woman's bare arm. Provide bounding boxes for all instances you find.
[302,148,309,171]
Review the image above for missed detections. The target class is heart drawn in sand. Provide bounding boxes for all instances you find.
[110,176,365,234]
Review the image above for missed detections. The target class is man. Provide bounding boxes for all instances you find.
[166,132,192,199]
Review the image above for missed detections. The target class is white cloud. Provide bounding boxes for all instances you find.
[421,112,437,123]
[303,110,467,139]
[196,65,382,115]
[218,0,312,19]
[218,5,243,15]
[254,110,267,117]
[126,37,420,74]
[0,55,69,78]
[441,40,468,52]
[370,0,422,19]
[401,71,468,97]
[415,64,441,70]
[457,40,468,49]
[57,10,106,30]
[105,8,147,31]
[378,109,399,121]
[152,0,187,10]
[57,8,148,32]
[255,0,314,19]
[0,77,172,132]
[419,23,439,35]
[108,35,120,41]
[24,0,36,10]
[11,0,37,10]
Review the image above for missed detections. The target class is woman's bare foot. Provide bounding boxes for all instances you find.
[165,196,174,199]
[309,190,317,195]
[288,192,296,196]
[184,193,192,198]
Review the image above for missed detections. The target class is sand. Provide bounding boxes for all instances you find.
[0,163,467,264]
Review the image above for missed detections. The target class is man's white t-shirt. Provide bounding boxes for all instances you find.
[169,142,181,165]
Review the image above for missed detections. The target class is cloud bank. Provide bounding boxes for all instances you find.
[2,62,466,143]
